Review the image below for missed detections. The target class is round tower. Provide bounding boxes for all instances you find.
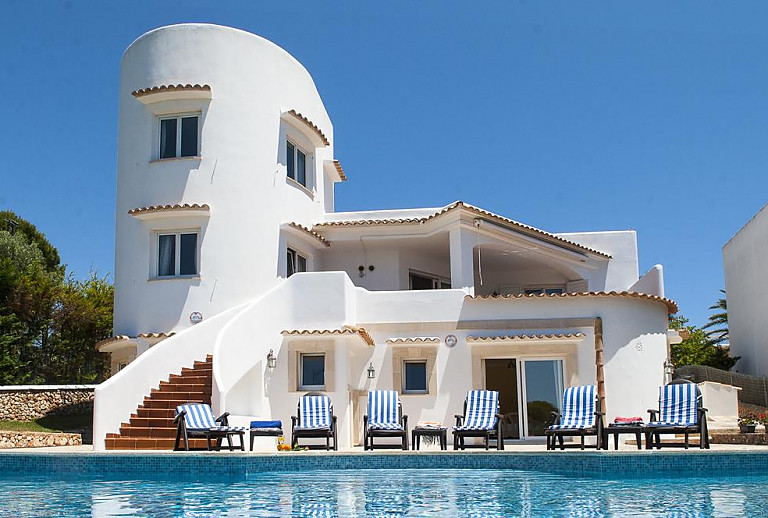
[113,24,339,338]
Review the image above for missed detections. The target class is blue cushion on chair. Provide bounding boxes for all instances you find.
[250,420,283,429]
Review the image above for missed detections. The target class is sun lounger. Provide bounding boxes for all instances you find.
[545,385,604,450]
[173,403,247,451]
[453,389,503,450]
[291,392,337,450]
[364,390,408,450]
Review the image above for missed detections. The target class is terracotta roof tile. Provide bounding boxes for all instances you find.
[314,201,611,259]
[286,109,330,146]
[467,291,678,314]
[128,204,210,216]
[281,326,374,346]
[286,222,330,247]
[467,333,586,343]
[131,83,211,98]
[386,337,441,345]
[333,160,347,181]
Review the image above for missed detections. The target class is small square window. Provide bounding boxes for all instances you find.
[299,354,325,390]
[159,114,199,159]
[157,232,198,277]
[403,360,428,394]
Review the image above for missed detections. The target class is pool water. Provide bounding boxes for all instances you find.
[2,468,767,517]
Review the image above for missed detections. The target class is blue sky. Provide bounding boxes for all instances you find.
[1,1,766,327]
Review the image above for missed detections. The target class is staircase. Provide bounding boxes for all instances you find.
[105,355,213,450]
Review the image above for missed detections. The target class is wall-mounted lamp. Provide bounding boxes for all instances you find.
[366,362,376,379]
[267,349,277,371]
[663,357,675,383]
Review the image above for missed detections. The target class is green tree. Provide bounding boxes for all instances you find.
[669,314,738,371]
[0,211,112,384]
[702,290,728,346]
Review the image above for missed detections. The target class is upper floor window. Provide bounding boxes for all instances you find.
[160,114,199,159]
[287,247,307,277]
[286,140,307,187]
[409,271,451,290]
[158,231,198,277]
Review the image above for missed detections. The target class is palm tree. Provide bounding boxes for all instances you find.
[702,290,728,346]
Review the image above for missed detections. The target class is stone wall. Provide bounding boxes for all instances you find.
[0,386,96,421]
[0,431,82,449]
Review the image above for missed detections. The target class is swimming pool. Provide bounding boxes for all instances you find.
[1,452,767,516]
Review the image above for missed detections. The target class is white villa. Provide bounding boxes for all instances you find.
[724,203,768,377]
[93,24,679,450]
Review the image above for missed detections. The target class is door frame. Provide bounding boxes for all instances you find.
[482,355,566,440]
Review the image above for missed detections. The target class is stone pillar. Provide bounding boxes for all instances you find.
[449,227,475,295]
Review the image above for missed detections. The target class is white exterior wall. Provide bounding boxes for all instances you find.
[724,204,768,375]
[557,230,639,291]
[114,24,334,336]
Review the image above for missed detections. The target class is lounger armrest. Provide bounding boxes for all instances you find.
[700,407,708,413]
[647,409,659,421]
[173,410,186,425]
[454,414,464,426]
[363,414,368,430]
[402,415,408,428]
[550,411,561,426]
[215,412,231,425]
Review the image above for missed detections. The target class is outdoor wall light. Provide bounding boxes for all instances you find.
[267,349,277,371]
[366,362,376,379]
[663,357,675,383]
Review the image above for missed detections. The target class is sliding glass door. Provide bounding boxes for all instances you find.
[521,359,564,437]
[484,357,564,440]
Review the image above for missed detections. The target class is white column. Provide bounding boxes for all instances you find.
[449,227,475,296]
[334,340,350,448]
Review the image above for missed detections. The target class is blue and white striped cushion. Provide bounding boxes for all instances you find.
[455,390,498,431]
[367,390,402,430]
[176,403,217,430]
[647,383,698,426]
[297,395,332,430]
[548,385,596,430]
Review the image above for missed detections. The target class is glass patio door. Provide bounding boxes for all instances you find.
[521,359,564,437]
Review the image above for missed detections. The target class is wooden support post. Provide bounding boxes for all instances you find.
[594,317,606,424]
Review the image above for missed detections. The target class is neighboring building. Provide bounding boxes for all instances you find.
[93,24,678,450]
[723,203,768,376]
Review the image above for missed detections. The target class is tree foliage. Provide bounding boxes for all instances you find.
[669,301,738,372]
[701,289,728,346]
[0,211,112,384]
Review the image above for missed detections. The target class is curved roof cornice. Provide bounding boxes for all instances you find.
[466,291,678,314]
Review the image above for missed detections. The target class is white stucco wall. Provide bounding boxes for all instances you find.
[558,230,639,291]
[114,24,335,337]
[724,204,768,375]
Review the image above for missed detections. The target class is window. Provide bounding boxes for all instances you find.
[157,232,198,277]
[299,353,325,390]
[402,360,428,394]
[286,140,308,187]
[287,247,307,277]
[524,287,564,295]
[159,115,199,159]
[409,271,451,290]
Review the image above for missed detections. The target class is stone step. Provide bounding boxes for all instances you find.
[142,397,206,409]
[167,374,210,384]
[154,383,210,393]
[126,417,176,428]
[135,408,176,419]
[106,437,207,450]
[119,426,177,438]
